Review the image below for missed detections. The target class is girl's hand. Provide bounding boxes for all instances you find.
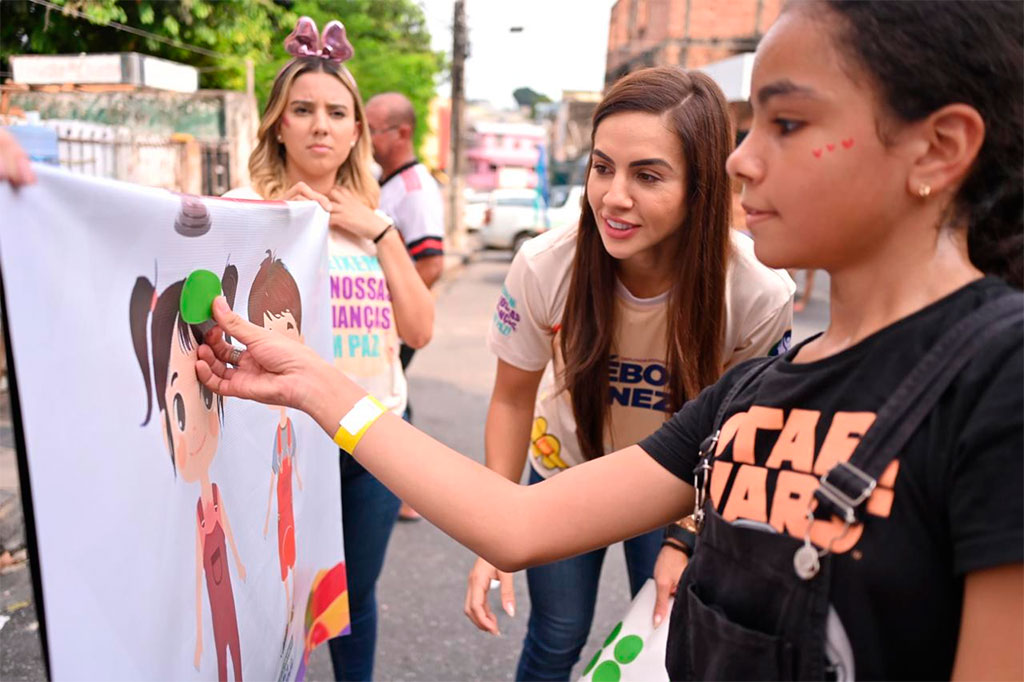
[652,544,687,627]
[282,181,332,212]
[195,296,330,414]
[0,129,36,188]
[327,186,389,241]
[464,556,516,636]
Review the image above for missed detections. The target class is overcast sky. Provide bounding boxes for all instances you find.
[418,0,618,108]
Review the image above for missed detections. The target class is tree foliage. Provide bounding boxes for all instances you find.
[513,86,552,117]
[1,0,289,91]
[1,0,445,150]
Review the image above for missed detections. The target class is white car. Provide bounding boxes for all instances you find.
[479,189,549,252]
[463,190,490,232]
[547,185,585,230]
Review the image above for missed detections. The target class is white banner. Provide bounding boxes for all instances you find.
[0,165,348,682]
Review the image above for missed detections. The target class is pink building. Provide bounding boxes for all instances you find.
[465,121,546,191]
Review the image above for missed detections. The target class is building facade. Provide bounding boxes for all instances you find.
[465,120,546,192]
[605,0,783,84]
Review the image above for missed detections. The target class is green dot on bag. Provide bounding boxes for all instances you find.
[603,621,622,648]
[583,649,602,676]
[593,661,622,682]
[614,635,644,664]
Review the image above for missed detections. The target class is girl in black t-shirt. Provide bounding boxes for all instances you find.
[186,1,1021,679]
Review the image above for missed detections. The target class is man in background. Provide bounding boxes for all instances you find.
[366,92,445,521]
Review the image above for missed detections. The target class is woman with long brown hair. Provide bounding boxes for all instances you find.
[223,17,433,681]
[463,66,793,680]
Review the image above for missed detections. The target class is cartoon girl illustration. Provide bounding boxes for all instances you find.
[247,251,304,625]
[129,264,246,682]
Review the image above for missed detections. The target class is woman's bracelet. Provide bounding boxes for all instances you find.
[372,222,395,244]
[333,395,387,453]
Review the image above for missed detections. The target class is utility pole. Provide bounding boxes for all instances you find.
[447,0,467,254]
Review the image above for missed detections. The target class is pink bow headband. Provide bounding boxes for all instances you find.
[284,16,354,63]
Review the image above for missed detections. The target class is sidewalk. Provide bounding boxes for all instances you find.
[0,389,46,682]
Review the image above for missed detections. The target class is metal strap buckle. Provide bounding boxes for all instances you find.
[816,462,877,524]
[692,430,719,529]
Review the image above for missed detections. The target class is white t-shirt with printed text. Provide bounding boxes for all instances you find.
[488,224,795,478]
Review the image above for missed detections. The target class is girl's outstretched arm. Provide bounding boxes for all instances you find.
[196,297,694,570]
[952,563,1023,681]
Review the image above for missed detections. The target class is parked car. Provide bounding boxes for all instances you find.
[546,184,585,230]
[463,190,490,233]
[479,189,549,252]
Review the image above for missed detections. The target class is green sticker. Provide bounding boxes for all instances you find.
[180,269,221,324]
[583,649,602,676]
[603,621,622,648]
[593,660,621,682]
[614,635,643,664]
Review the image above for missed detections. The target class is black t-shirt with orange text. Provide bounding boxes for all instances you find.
[640,277,1023,680]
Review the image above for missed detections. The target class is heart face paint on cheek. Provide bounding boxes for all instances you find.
[826,143,835,152]
[841,138,854,149]
[812,149,823,158]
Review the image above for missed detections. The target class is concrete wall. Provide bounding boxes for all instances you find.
[4,87,257,193]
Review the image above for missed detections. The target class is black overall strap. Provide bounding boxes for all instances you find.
[693,356,780,516]
[814,292,1024,523]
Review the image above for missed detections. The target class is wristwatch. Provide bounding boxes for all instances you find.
[663,514,698,557]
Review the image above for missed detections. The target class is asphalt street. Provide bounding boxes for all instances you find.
[0,254,829,681]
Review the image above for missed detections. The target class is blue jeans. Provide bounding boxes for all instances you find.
[515,468,663,681]
[328,452,401,681]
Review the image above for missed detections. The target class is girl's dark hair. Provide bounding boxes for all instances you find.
[808,0,1023,287]
[561,66,733,461]
[129,264,238,470]
[248,250,302,332]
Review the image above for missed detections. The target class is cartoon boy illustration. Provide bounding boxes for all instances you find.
[248,251,304,626]
[129,264,246,682]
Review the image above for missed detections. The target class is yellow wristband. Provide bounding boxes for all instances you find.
[333,395,387,454]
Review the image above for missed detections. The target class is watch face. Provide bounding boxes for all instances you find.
[679,516,698,533]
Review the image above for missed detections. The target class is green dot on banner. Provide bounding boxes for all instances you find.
[583,650,602,677]
[593,660,621,682]
[180,269,222,324]
[603,621,622,648]
[614,635,644,664]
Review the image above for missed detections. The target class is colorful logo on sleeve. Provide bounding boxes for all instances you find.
[769,330,793,357]
[494,285,521,336]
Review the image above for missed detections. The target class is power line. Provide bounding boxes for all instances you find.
[25,0,237,61]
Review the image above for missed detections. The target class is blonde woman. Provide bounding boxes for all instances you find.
[223,17,433,681]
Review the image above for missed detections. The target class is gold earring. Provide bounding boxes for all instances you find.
[917,184,931,198]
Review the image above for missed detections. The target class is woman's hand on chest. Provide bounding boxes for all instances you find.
[328,186,389,241]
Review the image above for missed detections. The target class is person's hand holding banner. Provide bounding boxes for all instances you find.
[0,128,35,187]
